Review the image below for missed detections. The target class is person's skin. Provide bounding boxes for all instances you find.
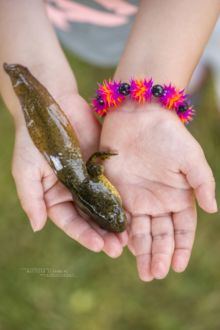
[0,0,127,258]
[101,0,220,281]
[0,0,219,282]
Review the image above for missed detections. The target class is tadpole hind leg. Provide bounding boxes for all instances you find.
[86,151,118,178]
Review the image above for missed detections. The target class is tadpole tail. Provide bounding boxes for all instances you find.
[3,63,87,183]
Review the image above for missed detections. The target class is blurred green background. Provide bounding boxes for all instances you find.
[0,49,220,330]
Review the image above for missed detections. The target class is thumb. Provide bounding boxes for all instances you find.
[12,166,47,231]
[182,147,217,213]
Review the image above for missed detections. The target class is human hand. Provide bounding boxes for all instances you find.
[0,0,128,257]
[12,91,127,258]
[100,101,217,280]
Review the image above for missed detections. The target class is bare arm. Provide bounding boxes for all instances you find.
[0,0,79,125]
[115,0,220,87]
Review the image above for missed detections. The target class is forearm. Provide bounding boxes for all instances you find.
[115,0,220,88]
[0,0,77,124]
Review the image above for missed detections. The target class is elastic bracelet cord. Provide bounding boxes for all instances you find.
[91,78,195,124]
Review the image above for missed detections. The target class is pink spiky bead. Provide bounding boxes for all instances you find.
[91,80,125,117]
[130,78,153,103]
[157,84,195,124]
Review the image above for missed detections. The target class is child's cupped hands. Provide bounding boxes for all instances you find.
[100,101,217,281]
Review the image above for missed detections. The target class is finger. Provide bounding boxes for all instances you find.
[44,180,104,252]
[129,215,153,282]
[55,187,126,258]
[116,231,128,247]
[88,221,124,258]
[48,200,104,252]
[172,205,197,273]
[115,211,130,248]
[43,177,73,205]
[12,167,47,232]
[44,179,125,256]
[151,214,174,279]
[44,180,125,254]
[125,213,132,250]
[127,238,135,255]
[182,149,217,213]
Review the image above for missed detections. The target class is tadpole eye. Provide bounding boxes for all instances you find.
[108,213,115,223]
[118,216,125,224]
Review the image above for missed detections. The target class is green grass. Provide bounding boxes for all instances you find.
[0,50,220,330]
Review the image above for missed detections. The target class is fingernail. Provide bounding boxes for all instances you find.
[212,199,218,213]
[139,273,154,282]
[105,244,123,258]
[174,257,186,272]
[154,262,166,279]
[118,231,128,247]
[92,240,104,252]
[29,218,41,232]
[206,193,218,213]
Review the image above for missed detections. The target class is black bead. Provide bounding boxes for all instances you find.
[178,102,188,113]
[119,82,130,96]
[96,95,105,105]
[152,85,164,97]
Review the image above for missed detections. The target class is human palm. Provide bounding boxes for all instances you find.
[12,94,127,257]
[101,103,217,280]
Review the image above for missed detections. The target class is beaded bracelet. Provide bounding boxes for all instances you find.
[91,78,195,124]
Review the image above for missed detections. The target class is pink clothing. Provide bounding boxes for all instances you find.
[45,0,139,66]
[46,0,138,30]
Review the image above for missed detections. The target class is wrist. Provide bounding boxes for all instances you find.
[103,102,182,139]
[113,98,180,121]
